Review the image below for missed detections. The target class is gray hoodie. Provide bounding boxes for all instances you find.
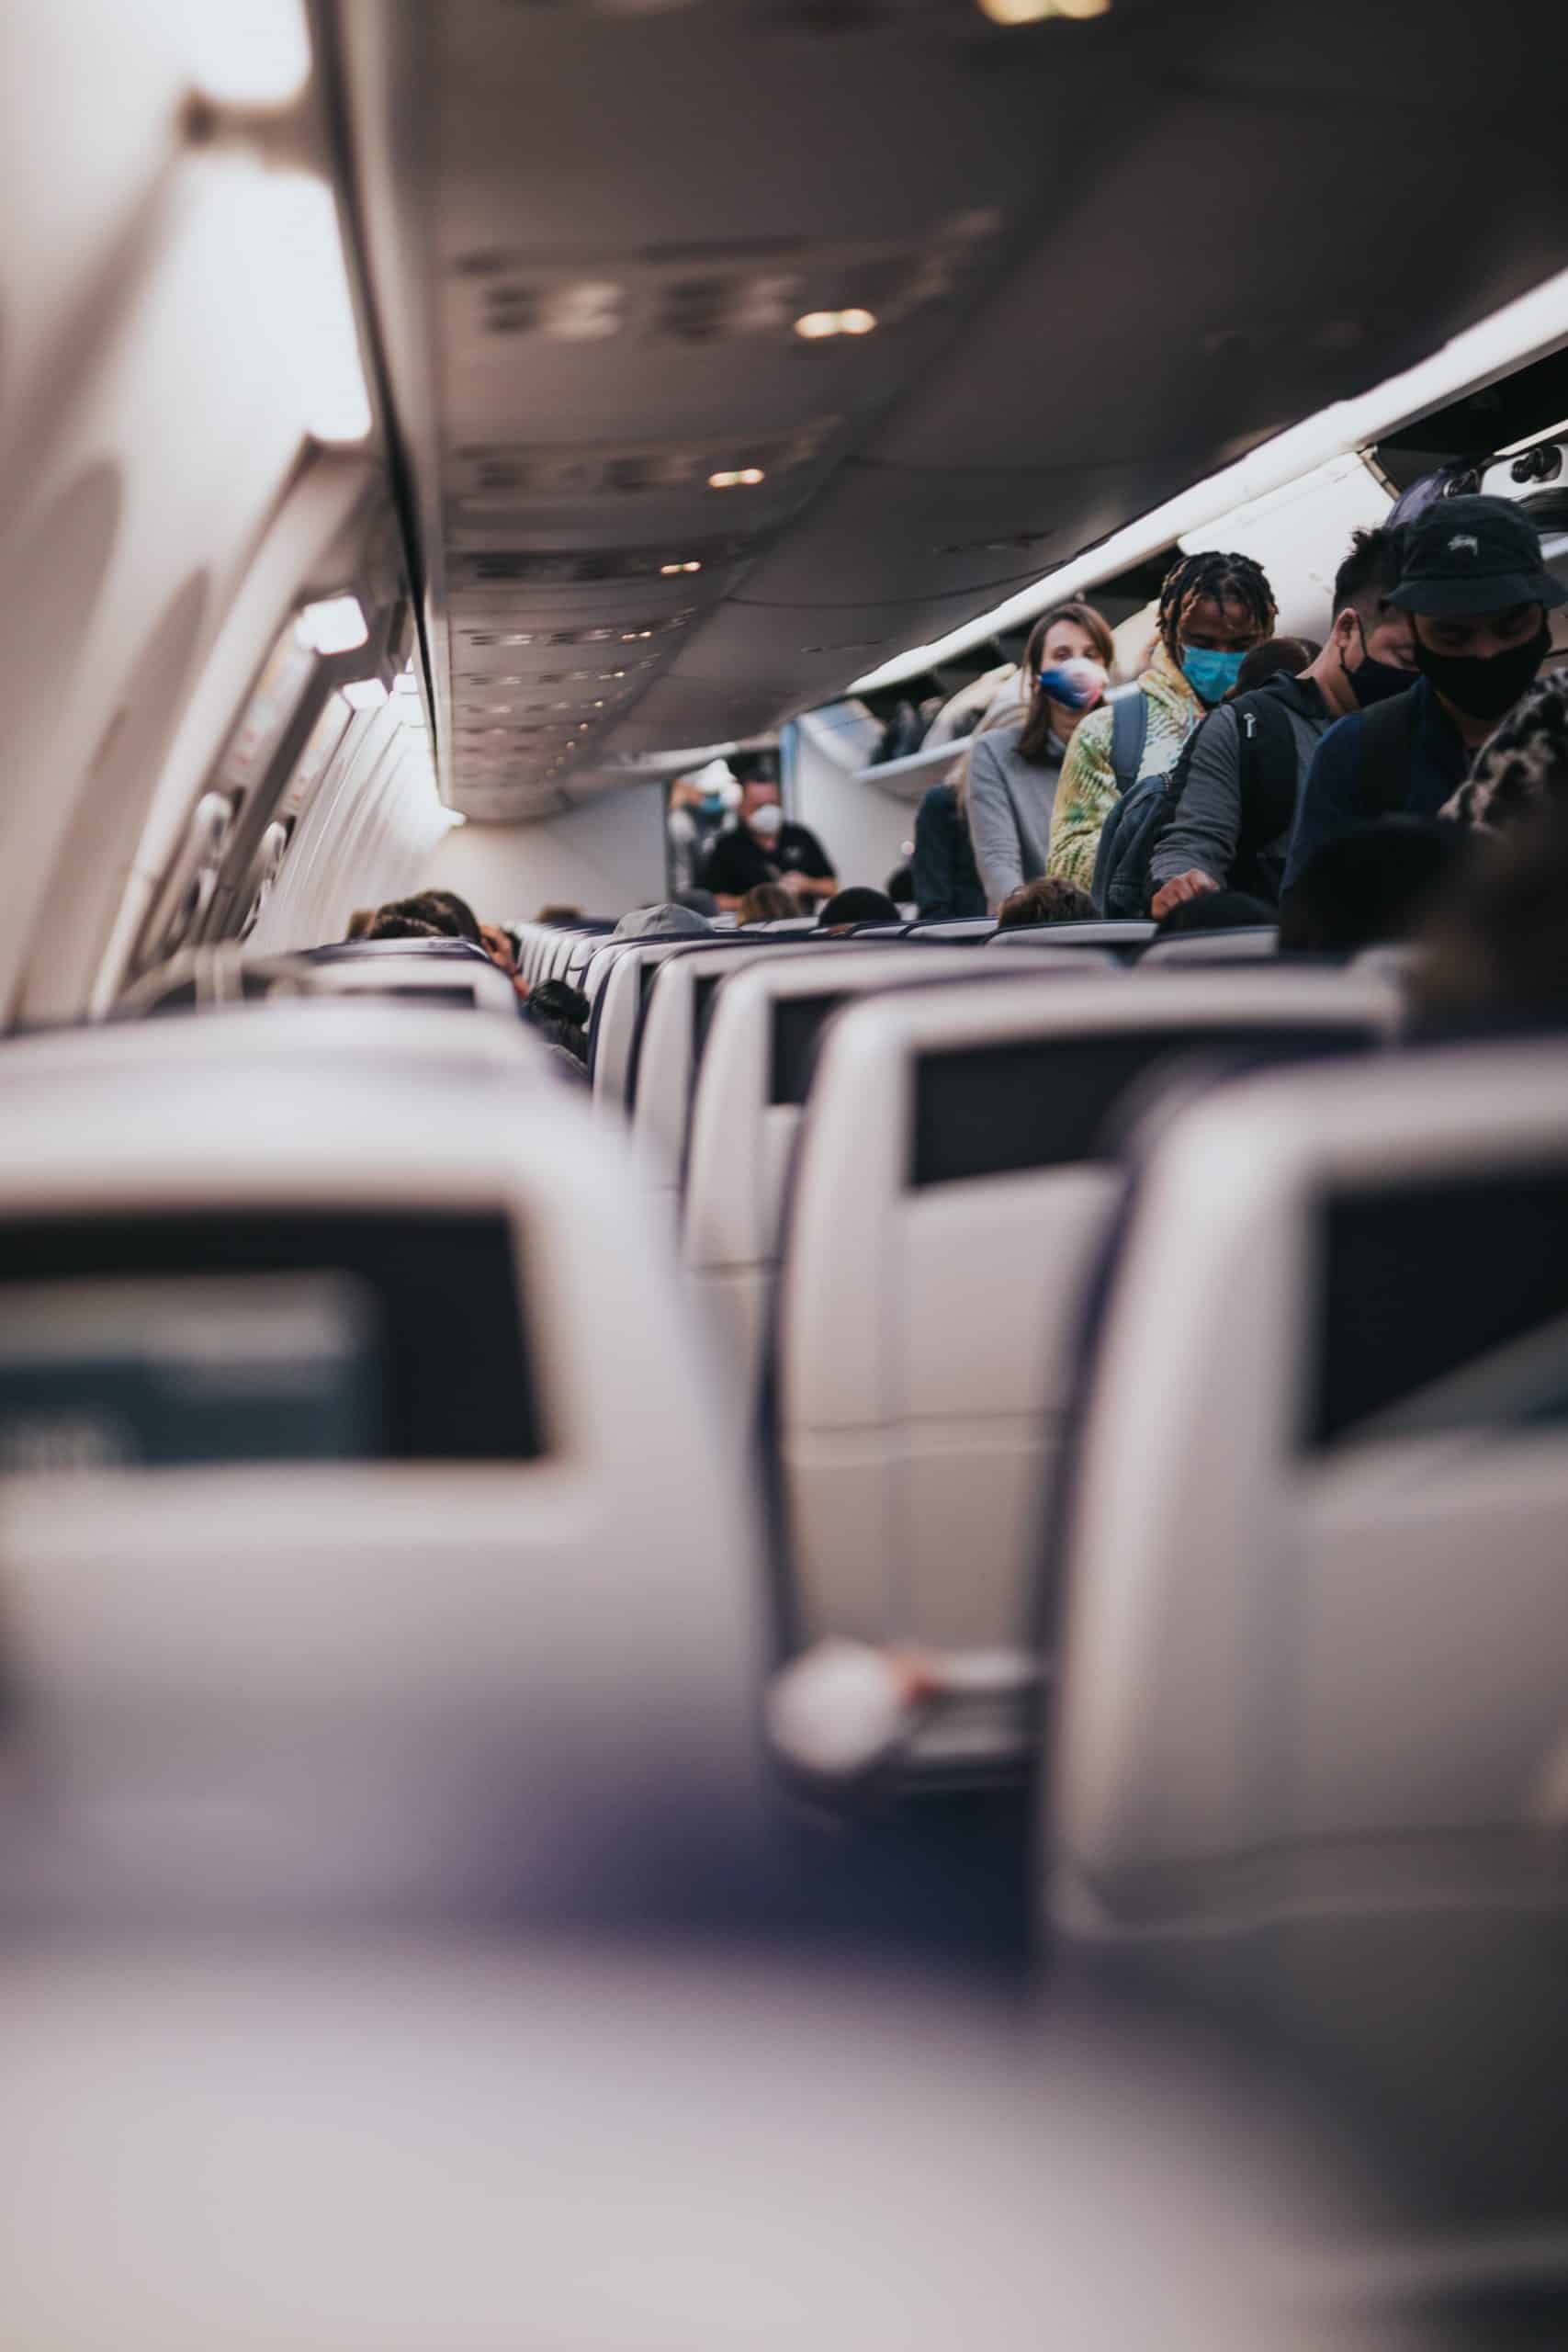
[964,723,1066,906]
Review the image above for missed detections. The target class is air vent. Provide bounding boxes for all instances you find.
[447,418,837,509]
[446,215,1004,350]
[451,544,746,588]
[458,615,692,648]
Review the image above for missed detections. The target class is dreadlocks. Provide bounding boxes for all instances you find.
[1156,549,1276,662]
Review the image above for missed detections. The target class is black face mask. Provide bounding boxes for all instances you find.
[1346,616,1416,709]
[1413,623,1551,722]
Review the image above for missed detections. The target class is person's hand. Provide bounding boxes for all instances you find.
[780,867,813,900]
[1150,868,1220,920]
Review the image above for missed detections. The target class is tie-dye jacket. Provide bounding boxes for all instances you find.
[1044,642,1208,898]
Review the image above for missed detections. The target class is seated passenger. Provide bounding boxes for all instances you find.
[996,876,1097,929]
[1284,496,1565,891]
[526,977,591,1062]
[1047,551,1277,897]
[379,888,484,944]
[699,780,838,912]
[1152,888,1274,935]
[1151,530,1411,920]
[735,883,797,926]
[911,778,986,919]
[817,886,900,931]
[1413,795,1568,1032]
[1441,673,1568,834]
[366,912,444,941]
[612,901,712,940]
[345,907,377,939]
[1278,817,1472,953]
[479,922,516,972]
[963,601,1115,910]
[537,903,584,924]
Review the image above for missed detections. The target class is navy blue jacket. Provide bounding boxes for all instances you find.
[1283,678,1469,893]
[912,781,987,920]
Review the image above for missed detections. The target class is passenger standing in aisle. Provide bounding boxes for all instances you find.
[963,602,1116,909]
[1046,552,1276,896]
[911,778,986,919]
[1283,497,1564,889]
[1150,527,1413,916]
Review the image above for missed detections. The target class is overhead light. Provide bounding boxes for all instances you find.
[342,677,389,710]
[660,560,702,575]
[976,0,1108,14]
[187,0,312,107]
[794,309,879,341]
[299,594,369,654]
[708,468,765,489]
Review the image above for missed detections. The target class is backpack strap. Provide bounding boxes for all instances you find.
[1108,689,1150,797]
[1354,686,1421,819]
[1233,684,1303,862]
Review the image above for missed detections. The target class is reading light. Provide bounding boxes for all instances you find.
[342,677,389,710]
[794,309,879,340]
[299,595,369,655]
[660,560,702,575]
[187,0,312,107]
[708,468,765,489]
[976,0,1108,14]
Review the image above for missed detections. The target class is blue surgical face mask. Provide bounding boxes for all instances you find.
[1180,645,1247,706]
[1037,657,1107,713]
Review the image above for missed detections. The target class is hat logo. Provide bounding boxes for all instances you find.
[1448,533,1481,555]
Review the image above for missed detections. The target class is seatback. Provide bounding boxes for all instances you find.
[1049,1035,1568,1933]
[907,918,998,942]
[265,944,521,1019]
[1043,1038,1568,2214]
[628,937,847,1182]
[684,947,1093,1380]
[1138,926,1280,965]
[990,922,1156,956]
[0,1021,766,1923]
[774,968,1401,1776]
[590,936,722,1115]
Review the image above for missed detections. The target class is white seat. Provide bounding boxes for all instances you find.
[907,918,998,942]
[1049,1034,1568,1940]
[276,945,521,1018]
[989,922,1156,953]
[1043,1036,1568,2217]
[774,967,1401,1779]
[3,998,551,1087]
[589,937,713,1117]
[0,1035,766,1921]
[628,938,846,1185]
[1138,926,1280,965]
[685,944,1098,1384]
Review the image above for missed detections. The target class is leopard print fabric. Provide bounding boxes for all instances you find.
[1441,673,1568,831]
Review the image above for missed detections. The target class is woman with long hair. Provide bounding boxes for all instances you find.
[960,601,1116,910]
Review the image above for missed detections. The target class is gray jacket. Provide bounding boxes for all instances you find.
[964,723,1066,906]
[1148,676,1332,899]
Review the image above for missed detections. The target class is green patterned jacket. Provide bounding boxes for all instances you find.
[1044,643,1208,897]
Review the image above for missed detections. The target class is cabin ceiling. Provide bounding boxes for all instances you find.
[329,0,1568,822]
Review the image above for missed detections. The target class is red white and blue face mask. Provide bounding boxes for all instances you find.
[1038,656,1108,711]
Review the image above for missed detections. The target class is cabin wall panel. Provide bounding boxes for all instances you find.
[429,787,668,922]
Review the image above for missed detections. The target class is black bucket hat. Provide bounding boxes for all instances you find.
[1388,493,1568,618]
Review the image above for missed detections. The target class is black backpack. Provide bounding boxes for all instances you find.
[1092,677,1303,917]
